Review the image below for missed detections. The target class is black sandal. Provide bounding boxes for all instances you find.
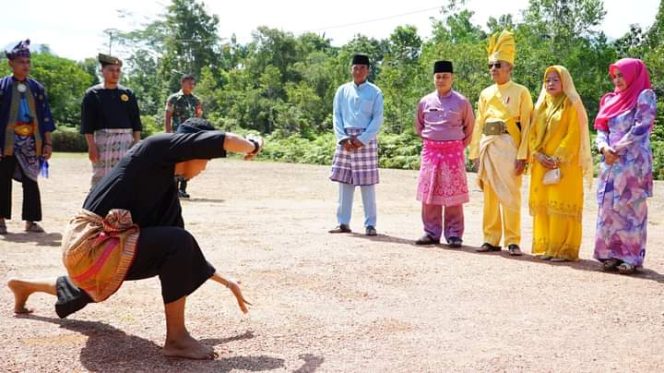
[507,244,523,256]
[476,242,501,252]
[602,258,621,271]
[617,262,637,275]
[329,224,351,233]
[447,237,463,248]
[415,234,439,245]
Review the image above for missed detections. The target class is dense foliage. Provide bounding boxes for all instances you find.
[3,0,664,178]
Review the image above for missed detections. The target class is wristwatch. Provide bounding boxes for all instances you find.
[247,138,261,155]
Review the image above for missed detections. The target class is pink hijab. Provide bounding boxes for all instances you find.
[594,58,652,131]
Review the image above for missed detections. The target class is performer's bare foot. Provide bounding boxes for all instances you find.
[7,279,35,314]
[163,332,216,360]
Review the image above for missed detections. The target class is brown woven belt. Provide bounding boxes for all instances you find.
[14,123,35,136]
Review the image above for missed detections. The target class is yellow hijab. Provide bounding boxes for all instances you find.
[533,65,593,188]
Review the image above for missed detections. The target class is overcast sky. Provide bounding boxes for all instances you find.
[1,0,659,61]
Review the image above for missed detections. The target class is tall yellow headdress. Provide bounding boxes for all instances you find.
[487,30,516,65]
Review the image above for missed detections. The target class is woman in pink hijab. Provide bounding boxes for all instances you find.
[594,58,656,275]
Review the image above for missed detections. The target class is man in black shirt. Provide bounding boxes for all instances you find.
[81,54,142,187]
[8,119,263,360]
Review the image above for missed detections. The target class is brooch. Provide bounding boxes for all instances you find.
[17,83,27,93]
[120,94,129,102]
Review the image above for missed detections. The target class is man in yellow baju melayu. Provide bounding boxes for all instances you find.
[469,30,533,256]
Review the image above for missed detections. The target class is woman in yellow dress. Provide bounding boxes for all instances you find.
[528,66,593,261]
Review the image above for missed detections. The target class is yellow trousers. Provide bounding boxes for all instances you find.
[482,182,521,247]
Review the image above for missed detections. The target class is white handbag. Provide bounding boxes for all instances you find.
[542,168,561,185]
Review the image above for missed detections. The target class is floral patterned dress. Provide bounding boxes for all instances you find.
[594,89,656,267]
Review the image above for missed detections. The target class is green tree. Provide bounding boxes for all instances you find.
[158,0,223,92]
[378,25,423,134]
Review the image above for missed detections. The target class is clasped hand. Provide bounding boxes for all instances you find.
[342,136,364,151]
[602,146,619,165]
[535,152,559,169]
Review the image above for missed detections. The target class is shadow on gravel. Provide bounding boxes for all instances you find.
[0,232,62,247]
[15,314,297,372]
[347,232,664,283]
[350,232,418,246]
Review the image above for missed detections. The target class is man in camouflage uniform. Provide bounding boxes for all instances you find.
[164,74,203,198]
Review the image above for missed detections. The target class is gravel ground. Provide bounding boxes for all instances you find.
[1,155,663,372]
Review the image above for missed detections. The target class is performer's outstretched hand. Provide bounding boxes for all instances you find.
[210,273,252,313]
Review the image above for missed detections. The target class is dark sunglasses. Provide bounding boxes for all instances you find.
[488,62,502,69]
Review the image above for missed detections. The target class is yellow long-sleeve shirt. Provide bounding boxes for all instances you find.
[469,80,533,160]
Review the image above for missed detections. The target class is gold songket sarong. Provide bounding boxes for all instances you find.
[61,209,139,302]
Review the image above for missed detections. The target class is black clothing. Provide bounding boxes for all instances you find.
[0,156,41,221]
[55,131,226,317]
[83,132,226,227]
[80,84,142,134]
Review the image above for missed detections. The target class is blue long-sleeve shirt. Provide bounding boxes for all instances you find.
[332,81,383,145]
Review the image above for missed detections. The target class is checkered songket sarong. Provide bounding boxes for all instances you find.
[330,128,379,186]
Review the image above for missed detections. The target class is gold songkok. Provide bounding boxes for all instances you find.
[487,30,515,65]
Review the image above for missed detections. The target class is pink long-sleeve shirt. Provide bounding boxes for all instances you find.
[415,90,475,144]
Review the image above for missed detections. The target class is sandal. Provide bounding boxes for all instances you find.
[507,244,523,256]
[415,234,440,245]
[602,258,621,271]
[447,237,463,248]
[329,224,351,234]
[476,242,501,252]
[0,222,6,235]
[539,255,553,260]
[617,263,637,275]
[24,222,44,233]
[550,257,569,262]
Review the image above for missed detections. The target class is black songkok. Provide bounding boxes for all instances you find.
[351,54,370,66]
[433,60,453,74]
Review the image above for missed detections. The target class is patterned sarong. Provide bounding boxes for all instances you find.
[330,128,379,186]
[92,128,133,186]
[417,139,469,206]
[12,135,40,182]
[61,209,139,302]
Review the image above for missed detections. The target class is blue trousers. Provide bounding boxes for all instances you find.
[336,183,376,227]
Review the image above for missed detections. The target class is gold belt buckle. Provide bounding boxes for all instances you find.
[483,121,505,136]
[14,124,34,136]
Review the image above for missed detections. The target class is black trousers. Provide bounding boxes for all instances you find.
[175,176,188,192]
[0,155,41,221]
[55,226,216,318]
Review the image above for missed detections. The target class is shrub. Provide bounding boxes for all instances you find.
[261,133,335,164]
[52,126,87,152]
[652,140,664,180]
[141,115,163,137]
